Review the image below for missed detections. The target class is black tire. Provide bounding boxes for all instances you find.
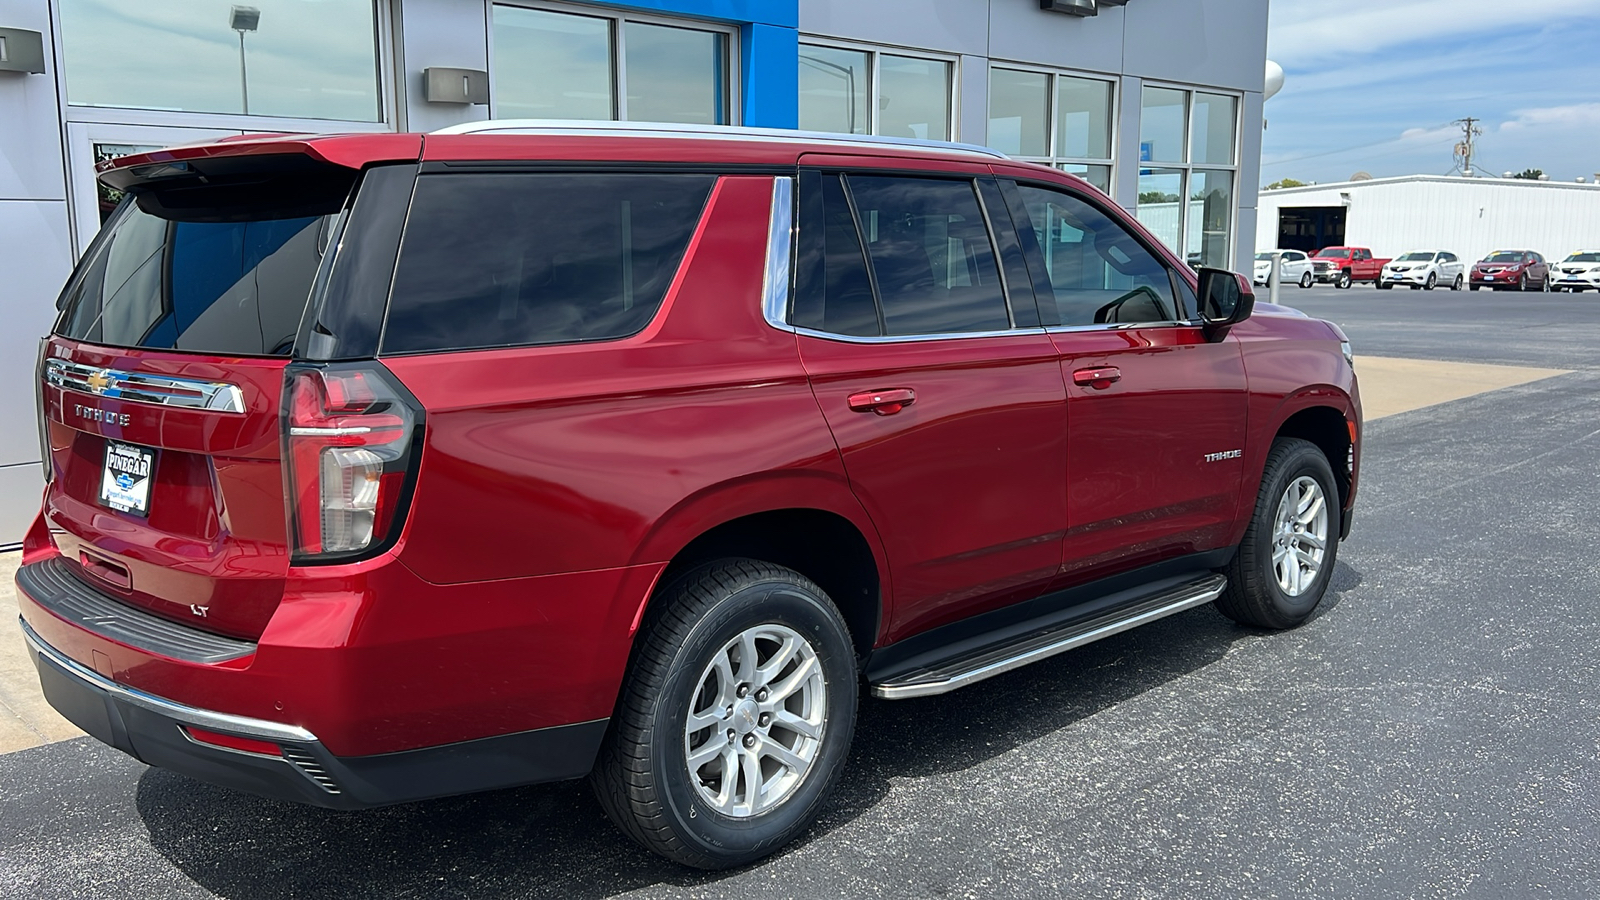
[1452,275,1463,291]
[1519,272,1529,292]
[1216,438,1341,630]
[1299,271,1313,289]
[1336,271,1352,290]
[1377,281,1392,290]
[1424,272,1437,290]
[591,559,858,869]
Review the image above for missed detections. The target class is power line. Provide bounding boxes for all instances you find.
[1262,122,1458,168]
[1452,117,1484,176]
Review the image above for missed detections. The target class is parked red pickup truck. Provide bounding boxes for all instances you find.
[1312,247,1390,289]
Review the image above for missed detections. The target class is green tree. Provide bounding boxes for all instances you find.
[1138,190,1180,204]
[1512,168,1544,180]
[1265,178,1306,190]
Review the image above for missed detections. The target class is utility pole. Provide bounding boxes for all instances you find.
[1453,117,1483,177]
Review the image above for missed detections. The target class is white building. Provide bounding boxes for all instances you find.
[1255,175,1600,265]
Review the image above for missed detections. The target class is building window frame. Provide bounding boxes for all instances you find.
[49,0,400,132]
[487,0,741,125]
[798,36,960,142]
[1135,81,1244,269]
[985,61,1118,195]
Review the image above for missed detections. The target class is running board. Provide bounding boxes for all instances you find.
[870,573,1227,700]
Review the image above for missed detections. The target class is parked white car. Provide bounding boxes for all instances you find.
[1253,250,1314,288]
[1379,250,1466,291]
[1553,250,1600,293]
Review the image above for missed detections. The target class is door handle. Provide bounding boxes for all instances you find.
[1072,366,1122,389]
[848,388,916,415]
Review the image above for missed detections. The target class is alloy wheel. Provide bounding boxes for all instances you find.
[684,623,827,818]
[1271,476,1329,598]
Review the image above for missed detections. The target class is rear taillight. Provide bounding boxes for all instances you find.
[283,364,422,562]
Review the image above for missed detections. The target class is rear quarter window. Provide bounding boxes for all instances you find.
[380,173,716,355]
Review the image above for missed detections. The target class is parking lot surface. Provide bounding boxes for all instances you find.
[4,290,1598,899]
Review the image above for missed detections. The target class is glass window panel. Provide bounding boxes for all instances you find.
[1191,93,1237,166]
[1055,76,1112,161]
[1136,168,1185,256]
[846,176,1009,335]
[988,68,1049,157]
[799,45,870,135]
[624,22,727,125]
[383,174,715,354]
[1189,170,1234,269]
[493,6,613,120]
[1139,86,1188,164]
[1058,163,1112,195]
[1015,185,1177,326]
[59,0,380,121]
[57,203,337,356]
[877,55,951,141]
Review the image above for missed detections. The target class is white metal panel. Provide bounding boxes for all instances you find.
[0,0,66,202]
[0,464,43,549]
[0,199,72,467]
[1256,176,1600,264]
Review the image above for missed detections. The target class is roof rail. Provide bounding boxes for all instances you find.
[430,119,1009,160]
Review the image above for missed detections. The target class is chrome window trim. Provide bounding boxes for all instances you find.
[20,617,317,744]
[45,358,246,414]
[794,325,1046,345]
[762,176,795,332]
[1046,321,1194,334]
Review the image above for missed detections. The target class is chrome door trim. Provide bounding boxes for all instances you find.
[793,325,1047,344]
[45,359,246,414]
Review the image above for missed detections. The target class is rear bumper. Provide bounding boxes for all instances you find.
[20,615,605,809]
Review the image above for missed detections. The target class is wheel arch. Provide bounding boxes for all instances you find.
[629,475,891,660]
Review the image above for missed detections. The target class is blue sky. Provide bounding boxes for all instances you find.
[1263,0,1600,186]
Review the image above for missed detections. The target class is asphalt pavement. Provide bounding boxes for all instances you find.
[3,291,1599,899]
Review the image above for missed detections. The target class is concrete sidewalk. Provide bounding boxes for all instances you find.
[0,354,1572,755]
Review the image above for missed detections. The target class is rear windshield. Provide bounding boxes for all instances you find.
[380,173,716,355]
[56,201,336,356]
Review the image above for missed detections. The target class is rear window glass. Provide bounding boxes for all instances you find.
[56,202,335,356]
[380,173,716,355]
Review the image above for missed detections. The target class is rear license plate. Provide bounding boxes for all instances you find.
[100,441,156,517]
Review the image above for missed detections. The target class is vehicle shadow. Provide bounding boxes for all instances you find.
[138,561,1362,899]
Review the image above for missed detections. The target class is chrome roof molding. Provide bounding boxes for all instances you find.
[430,118,1009,160]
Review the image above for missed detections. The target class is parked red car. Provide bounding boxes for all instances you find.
[1310,246,1390,289]
[1470,250,1551,291]
[17,124,1361,869]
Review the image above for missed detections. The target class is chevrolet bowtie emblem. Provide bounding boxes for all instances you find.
[85,369,113,393]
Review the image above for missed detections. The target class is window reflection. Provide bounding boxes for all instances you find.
[988,68,1049,157]
[492,6,614,120]
[1189,170,1234,268]
[799,45,870,135]
[878,55,950,141]
[59,0,380,121]
[1139,87,1187,164]
[1135,168,1184,254]
[1055,76,1111,160]
[1191,93,1237,166]
[624,23,727,125]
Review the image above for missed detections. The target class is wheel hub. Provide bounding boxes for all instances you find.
[684,623,827,818]
[1271,475,1330,597]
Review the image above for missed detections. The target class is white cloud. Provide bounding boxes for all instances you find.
[1499,102,1600,131]
[1268,0,1600,66]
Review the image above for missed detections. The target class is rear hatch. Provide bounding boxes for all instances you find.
[38,136,420,641]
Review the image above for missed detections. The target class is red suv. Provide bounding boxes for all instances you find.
[1470,250,1551,292]
[17,124,1360,869]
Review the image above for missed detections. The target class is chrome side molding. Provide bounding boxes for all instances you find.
[45,358,245,414]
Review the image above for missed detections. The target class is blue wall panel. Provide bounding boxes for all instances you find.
[741,23,798,128]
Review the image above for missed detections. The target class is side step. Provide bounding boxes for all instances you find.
[870,573,1227,700]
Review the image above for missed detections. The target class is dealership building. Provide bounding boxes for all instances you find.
[0,0,1269,544]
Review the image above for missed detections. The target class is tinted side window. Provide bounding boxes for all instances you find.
[382,173,715,354]
[846,175,1011,336]
[1012,184,1178,326]
[792,172,881,336]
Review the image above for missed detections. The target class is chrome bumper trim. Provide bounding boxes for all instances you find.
[45,358,246,414]
[19,616,316,743]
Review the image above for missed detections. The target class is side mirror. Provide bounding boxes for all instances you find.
[1197,267,1255,339]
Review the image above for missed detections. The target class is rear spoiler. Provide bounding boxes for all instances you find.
[98,134,422,223]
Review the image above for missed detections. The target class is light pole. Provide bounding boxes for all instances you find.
[230,6,260,115]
